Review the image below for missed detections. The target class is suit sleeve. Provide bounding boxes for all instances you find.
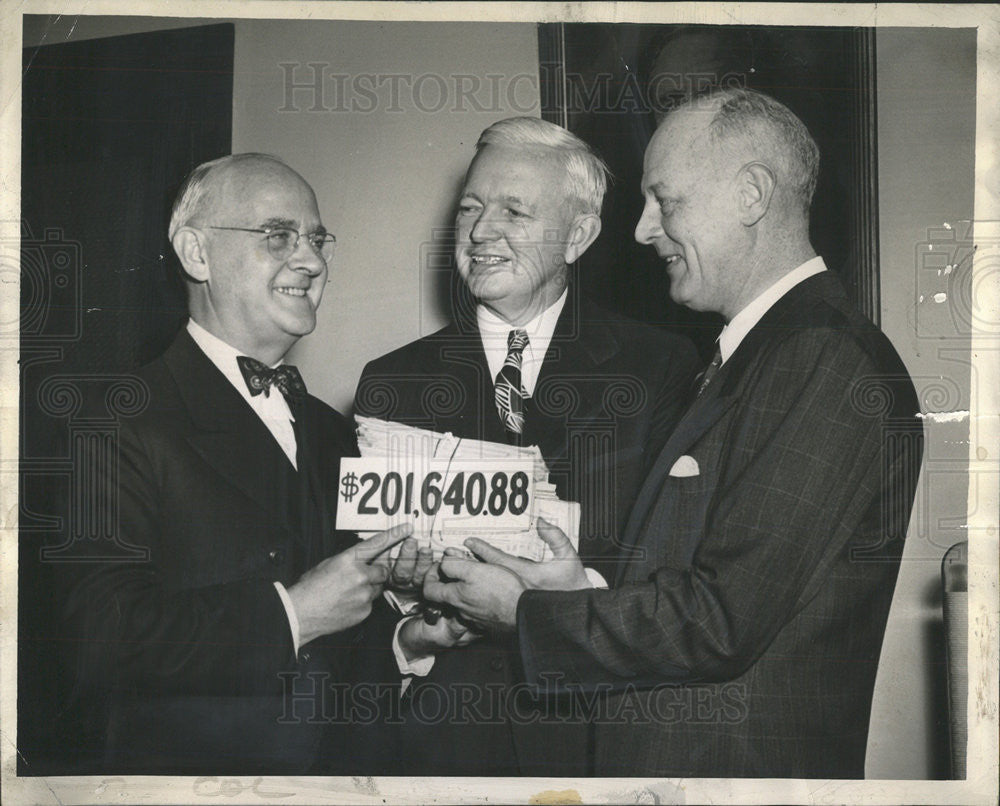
[64,420,296,697]
[517,327,919,688]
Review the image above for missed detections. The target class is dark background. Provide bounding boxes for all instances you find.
[541,24,874,361]
[19,24,233,773]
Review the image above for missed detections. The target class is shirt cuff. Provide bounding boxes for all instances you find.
[393,616,436,676]
[584,567,609,589]
[273,581,302,656]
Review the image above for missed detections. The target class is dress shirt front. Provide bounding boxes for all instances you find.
[185,319,304,651]
[186,319,299,467]
[476,289,568,393]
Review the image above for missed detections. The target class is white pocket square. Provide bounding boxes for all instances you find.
[668,455,700,477]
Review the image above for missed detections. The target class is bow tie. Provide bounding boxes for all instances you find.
[236,355,307,404]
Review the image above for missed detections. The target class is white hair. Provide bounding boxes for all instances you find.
[475,117,611,215]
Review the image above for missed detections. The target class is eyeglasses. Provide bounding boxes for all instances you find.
[209,226,336,263]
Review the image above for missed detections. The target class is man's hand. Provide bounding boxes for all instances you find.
[397,612,481,661]
[422,553,527,633]
[387,538,434,594]
[288,524,412,646]
[465,518,590,591]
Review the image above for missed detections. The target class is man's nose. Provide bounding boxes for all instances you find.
[469,213,501,242]
[289,237,327,275]
[634,200,662,245]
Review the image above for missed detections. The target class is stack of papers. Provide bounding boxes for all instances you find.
[354,415,580,561]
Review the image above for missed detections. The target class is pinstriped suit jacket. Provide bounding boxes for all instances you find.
[517,272,923,778]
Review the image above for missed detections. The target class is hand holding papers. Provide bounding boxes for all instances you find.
[422,519,592,632]
[464,518,590,591]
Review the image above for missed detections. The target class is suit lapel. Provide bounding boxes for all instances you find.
[615,388,738,582]
[522,296,616,455]
[432,323,508,444]
[292,397,355,564]
[164,331,301,530]
[613,270,846,583]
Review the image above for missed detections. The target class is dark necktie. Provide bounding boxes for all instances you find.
[494,329,529,441]
[694,344,723,398]
[237,355,307,405]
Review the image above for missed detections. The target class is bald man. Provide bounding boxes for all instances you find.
[425,90,922,778]
[64,154,413,774]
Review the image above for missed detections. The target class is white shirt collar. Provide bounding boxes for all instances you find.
[476,289,568,396]
[718,257,827,363]
[185,318,296,426]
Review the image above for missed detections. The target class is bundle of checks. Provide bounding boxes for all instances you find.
[336,416,580,563]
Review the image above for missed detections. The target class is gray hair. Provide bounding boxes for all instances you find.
[475,117,611,215]
[681,88,820,213]
[168,153,289,240]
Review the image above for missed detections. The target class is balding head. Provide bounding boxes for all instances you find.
[671,88,819,218]
[168,153,305,240]
[635,88,819,320]
[168,153,328,364]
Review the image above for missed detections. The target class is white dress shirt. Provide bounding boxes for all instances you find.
[477,288,607,583]
[185,320,304,653]
[186,319,298,467]
[718,257,827,363]
[188,321,428,678]
[476,289,568,394]
[393,290,612,685]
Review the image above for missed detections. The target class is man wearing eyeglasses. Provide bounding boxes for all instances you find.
[64,153,415,774]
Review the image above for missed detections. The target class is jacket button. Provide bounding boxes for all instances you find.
[268,548,286,565]
[300,650,311,663]
[490,656,505,671]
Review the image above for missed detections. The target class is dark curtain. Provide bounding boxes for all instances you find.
[539,23,878,360]
[18,22,234,773]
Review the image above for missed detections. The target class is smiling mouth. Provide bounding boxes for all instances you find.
[469,254,511,266]
[274,286,309,297]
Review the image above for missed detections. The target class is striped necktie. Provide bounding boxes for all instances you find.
[494,329,529,442]
[694,345,723,398]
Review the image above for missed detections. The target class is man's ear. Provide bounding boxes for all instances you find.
[737,162,776,226]
[564,213,602,264]
[171,227,210,282]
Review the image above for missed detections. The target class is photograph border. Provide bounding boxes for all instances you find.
[1,2,997,804]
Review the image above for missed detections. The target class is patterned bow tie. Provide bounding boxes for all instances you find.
[236,355,307,404]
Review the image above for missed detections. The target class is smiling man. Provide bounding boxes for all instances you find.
[64,154,414,774]
[424,90,924,778]
[354,118,697,775]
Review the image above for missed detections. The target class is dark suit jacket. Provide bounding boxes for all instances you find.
[355,295,699,775]
[63,329,381,774]
[517,272,923,778]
